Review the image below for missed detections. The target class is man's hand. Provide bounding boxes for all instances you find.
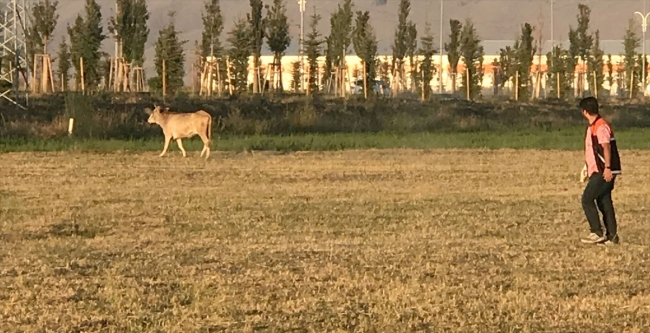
[602,141,613,182]
[603,168,613,182]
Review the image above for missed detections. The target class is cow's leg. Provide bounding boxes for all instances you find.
[198,133,210,159]
[176,139,187,157]
[160,135,172,157]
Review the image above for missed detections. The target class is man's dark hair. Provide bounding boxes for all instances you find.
[579,96,599,115]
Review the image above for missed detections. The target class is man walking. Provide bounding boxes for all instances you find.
[579,97,621,245]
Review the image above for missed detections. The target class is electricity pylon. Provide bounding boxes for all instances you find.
[0,0,30,110]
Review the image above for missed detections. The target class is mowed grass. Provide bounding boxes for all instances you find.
[2,126,650,152]
[1,149,650,332]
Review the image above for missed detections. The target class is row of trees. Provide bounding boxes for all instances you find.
[21,0,650,100]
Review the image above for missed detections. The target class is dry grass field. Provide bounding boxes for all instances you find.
[1,148,650,332]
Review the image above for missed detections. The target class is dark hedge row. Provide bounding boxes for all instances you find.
[1,93,649,140]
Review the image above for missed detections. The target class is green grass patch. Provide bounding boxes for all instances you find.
[2,126,650,152]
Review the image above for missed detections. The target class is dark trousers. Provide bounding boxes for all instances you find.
[581,172,617,239]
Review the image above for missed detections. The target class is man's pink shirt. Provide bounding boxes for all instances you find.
[585,123,612,176]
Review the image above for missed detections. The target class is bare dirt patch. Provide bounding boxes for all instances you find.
[1,149,649,332]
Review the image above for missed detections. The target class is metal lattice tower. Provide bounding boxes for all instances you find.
[0,0,29,110]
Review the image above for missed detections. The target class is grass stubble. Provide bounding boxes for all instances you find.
[1,148,649,332]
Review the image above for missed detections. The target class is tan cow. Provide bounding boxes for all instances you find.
[145,105,212,159]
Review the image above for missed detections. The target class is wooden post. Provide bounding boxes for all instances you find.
[226,58,233,95]
[340,66,345,98]
[515,71,519,101]
[208,60,213,97]
[80,57,85,94]
[362,62,367,99]
[556,72,560,99]
[630,72,634,99]
[162,59,167,98]
[306,64,311,96]
[31,55,37,94]
[216,61,222,97]
[48,55,55,93]
[421,77,425,101]
[593,71,598,99]
[466,67,470,100]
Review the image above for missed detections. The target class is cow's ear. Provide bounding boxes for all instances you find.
[144,107,152,115]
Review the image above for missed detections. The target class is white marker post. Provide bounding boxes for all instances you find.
[68,118,75,136]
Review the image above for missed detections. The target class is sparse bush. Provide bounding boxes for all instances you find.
[2,94,650,142]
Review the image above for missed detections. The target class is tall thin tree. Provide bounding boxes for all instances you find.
[444,19,462,93]
[304,9,323,94]
[151,11,187,96]
[227,17,252,93]
[248,0,265,93]
[265,0,291,92]
[352,10,377,96]
[418,22,436,99]
[459,18,484,99]
[67,0,106,90]
[391,0,411,92]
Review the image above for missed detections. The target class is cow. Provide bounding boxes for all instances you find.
[144,105,212,159]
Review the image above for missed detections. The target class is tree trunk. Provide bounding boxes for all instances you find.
[253,54,260,93]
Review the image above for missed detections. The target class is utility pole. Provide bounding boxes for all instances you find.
[635,10,650,93]
[0,0,29,109]
[438,0,443,93]
[298,0,306,92]
[550,0,553,65]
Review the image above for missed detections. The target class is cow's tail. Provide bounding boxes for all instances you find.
[206,114,212,144]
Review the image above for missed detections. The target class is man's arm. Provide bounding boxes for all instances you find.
[602,142,611,168]
[596,125,612,168]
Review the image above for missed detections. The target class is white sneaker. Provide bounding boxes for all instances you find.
[580,233,606,244]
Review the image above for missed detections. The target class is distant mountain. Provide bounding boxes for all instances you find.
[50,0,644,83]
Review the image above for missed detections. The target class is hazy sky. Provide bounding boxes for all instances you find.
[47,0,646,81]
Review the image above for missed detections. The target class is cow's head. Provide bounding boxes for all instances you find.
[145,105,164,124]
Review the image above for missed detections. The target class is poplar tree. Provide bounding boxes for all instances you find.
[200,0,225,93]
[248,0,265,93]
[495,46,515,91]
[352,10,377,94]
[67,0,105,90]
[227,18,252,93]
[201,0,223,58]
[459,18,483,99]
[546,45,572,98]
[304,10,323,93]
[56,36,71,90]
[28,0,58,59]
[108,0,150,66]
[444,19,462,93]
[588,30,604,97]
[405,23,418,91]
[515,23,535,100]
[151,11,187,95]
[327,0,353,72]
[418,22,436,99]
[391,0,411,90]
[568,4,593,95]
[265,0,291,92]
[622,19,641,96]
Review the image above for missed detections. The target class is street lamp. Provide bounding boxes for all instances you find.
[550,0,553,63]
[298,0,306,91]
[635,10,650,93]
[438,0,443,93]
